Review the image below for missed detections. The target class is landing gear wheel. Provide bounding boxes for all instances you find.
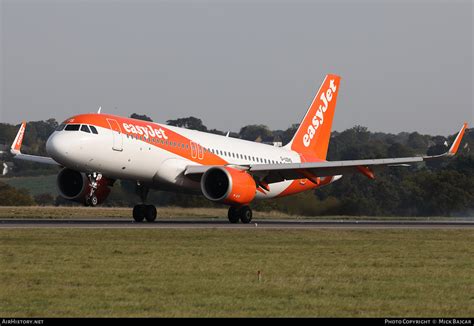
[239,206,252,224]
[85,195,98,207]
[89,195,98,207]
[133,205,145,222]
[144,205,157,223]
[228,206,240,224]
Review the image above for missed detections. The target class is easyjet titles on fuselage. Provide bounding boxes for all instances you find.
[122,123,168,140]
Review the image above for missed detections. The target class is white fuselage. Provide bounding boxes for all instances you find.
[46,117,306,199]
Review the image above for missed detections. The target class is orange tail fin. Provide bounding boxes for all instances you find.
[285,74,341,160]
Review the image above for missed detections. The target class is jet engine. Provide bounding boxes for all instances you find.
[57,168,112,206]
[201,166,256,205]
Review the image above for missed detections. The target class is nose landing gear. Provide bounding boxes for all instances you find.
[85,172,102,207]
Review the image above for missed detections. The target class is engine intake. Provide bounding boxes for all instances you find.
[201,167,256,205]
[57,168,112,205]
[58,168,87,199]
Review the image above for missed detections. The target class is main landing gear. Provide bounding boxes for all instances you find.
[133,204,157,223]
[228,206,252,224]
[132,182,157,223]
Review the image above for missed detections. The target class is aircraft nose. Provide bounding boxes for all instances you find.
[46,133,69,163]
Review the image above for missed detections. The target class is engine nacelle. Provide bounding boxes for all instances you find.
[201,167,256,205]
[57,168,112,205]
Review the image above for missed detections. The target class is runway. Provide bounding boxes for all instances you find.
[1,218,474,229]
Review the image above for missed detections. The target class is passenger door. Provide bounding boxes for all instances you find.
[107,119,123,152]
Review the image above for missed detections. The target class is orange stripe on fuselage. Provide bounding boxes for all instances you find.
[63,113,229,166]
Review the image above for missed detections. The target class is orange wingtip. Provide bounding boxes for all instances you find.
[448,122,468,156]
[11,121,26,153]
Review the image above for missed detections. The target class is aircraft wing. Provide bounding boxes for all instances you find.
[185,123,468,184]
[10,122,60,166]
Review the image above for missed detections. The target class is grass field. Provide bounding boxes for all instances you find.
[1,228,473,317]
[1,175,57,196]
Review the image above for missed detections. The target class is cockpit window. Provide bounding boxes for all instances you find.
[56,124,66,131]
[89,125,98,134]
[65,124,80,131]
[81,125,91,133]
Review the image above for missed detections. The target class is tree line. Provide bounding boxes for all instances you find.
[0,115,472,216]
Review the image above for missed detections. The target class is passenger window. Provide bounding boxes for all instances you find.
[89,125,98,134]
[80,125,91,133]
[65,124,80,131]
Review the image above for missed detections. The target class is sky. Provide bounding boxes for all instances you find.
[1,0,472,136]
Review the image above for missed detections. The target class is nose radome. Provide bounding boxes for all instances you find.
[46,133,69,163]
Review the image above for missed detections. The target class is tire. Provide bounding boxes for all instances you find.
[90,195,98,207]
[239,206,252,224]
[145,205,157,222]
[228,206,240,223]
[133,205,145,222]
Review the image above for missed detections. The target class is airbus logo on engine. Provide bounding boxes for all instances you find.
[303,79,337,147]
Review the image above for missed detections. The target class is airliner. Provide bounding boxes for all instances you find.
[10,74,468,223]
